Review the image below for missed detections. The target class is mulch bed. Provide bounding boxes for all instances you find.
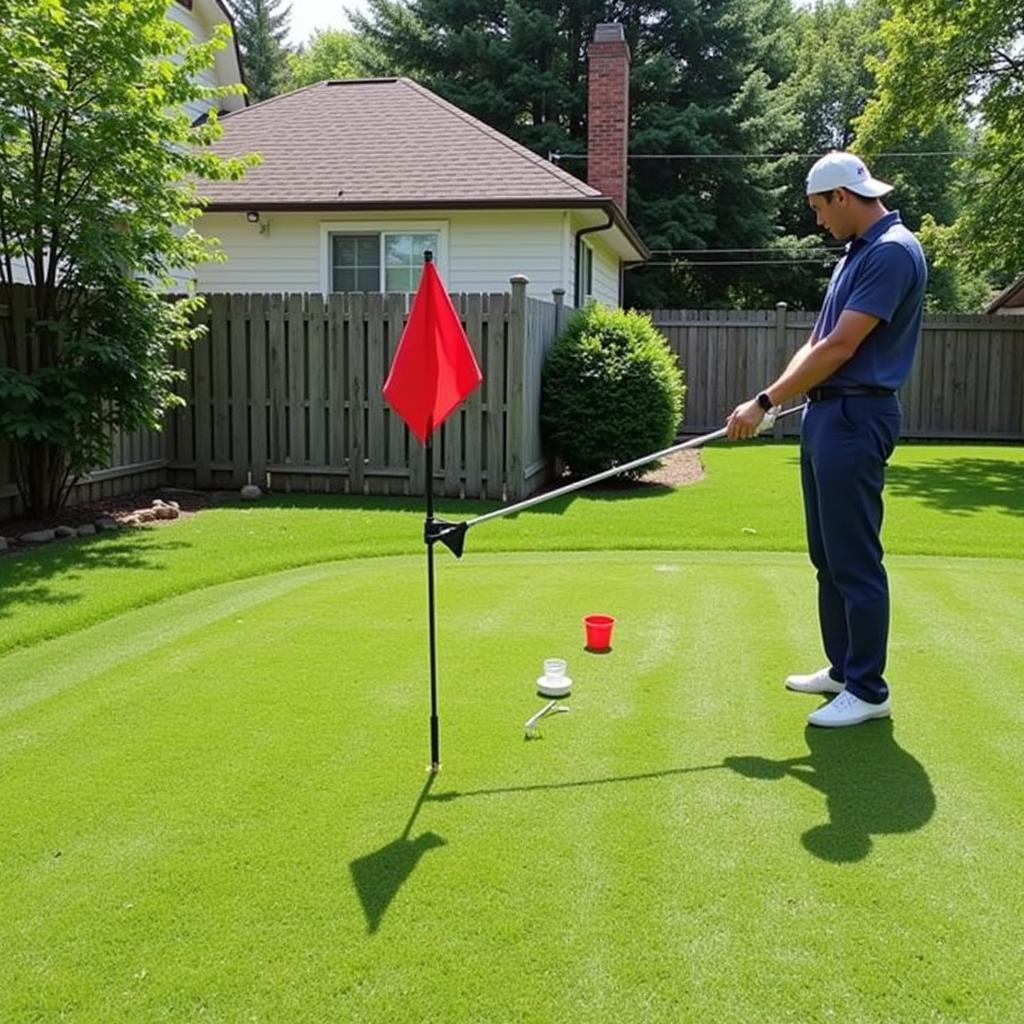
[545,448,705,493]
[0,488,218,556]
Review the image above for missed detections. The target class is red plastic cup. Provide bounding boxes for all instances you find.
[584,614,615,652]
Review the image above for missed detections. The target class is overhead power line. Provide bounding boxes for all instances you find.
[649,247,840,255]
[640,258,839,267]
[549,150,968,162]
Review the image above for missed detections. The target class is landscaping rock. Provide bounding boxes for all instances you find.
[77,524,96,537]
[122,514,140,526]
[95,516,118,532]
[152,503,178,520]
[55,525,77,539]
[240,484,262,500]
[0,536,8,551]
[135,508,157,523]
[21,529,56,544]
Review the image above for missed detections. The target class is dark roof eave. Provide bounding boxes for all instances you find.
[985,272,1024,313]
[202,196,649,260]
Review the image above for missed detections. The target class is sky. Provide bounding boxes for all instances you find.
[286,0,370,46]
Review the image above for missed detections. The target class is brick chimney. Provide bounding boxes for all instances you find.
[587,23,630,212]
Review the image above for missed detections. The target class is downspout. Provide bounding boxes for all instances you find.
[574,211,614,307]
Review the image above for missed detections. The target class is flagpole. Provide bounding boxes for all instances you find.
[425,425,441,773]
[381,246,481,771]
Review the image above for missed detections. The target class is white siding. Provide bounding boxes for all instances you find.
[589,233,620,307]
[166,1,245,122]
[192,210,581,300]
[167,3,222,123]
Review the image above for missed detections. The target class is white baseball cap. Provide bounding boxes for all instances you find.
[806,151,893,198]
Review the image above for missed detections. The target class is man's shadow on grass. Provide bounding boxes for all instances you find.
[725,719,935,862]
[349,774,447,934]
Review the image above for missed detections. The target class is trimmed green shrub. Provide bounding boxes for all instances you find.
[541,304,685,479]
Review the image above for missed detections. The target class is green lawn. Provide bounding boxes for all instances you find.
[1,443,1022,1023]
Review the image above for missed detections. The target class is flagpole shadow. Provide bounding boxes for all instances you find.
[349,774,447,934]
[426,762,728,802]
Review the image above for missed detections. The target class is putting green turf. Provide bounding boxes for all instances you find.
[3,549,1023,1023]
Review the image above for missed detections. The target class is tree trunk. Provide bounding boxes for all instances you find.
[16,439,69,519]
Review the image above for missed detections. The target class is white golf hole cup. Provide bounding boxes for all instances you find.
[537,658,571,697]
[543,658,567,680]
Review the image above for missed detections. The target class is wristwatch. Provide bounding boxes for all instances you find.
[756,391,774,412]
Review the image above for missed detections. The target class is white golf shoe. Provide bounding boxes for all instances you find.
[807,689,891,728]
[785,667,844,694]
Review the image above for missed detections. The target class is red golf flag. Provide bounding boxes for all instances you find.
[382,259,482,444]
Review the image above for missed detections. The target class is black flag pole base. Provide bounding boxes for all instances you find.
[428,714,441,774]
[424,517,468,558]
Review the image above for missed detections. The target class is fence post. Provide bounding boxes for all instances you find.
[552,288,566,336]
[774,301,788,439]
[506,275,529,500]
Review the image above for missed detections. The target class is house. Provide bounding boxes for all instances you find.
[191,24,648,306]
[985,273,1024,315]
[168,0,247,122]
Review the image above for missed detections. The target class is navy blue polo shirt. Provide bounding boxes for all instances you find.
[813,210,927,389]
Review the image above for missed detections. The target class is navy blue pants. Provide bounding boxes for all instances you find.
[800,395,901,703]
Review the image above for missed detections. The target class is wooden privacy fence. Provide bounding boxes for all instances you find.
[165,277,566,500]
[646,304,1024,440]
[4,286,1022,521]
[0,279,564,518]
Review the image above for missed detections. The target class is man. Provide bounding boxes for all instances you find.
[726,151,927,728]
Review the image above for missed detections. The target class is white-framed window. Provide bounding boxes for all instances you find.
[581,242,594,301]
[320,222,447,294]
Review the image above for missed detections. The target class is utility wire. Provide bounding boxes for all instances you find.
[549,150,968,161]
[649,246,840,254]
[639,259,838,267]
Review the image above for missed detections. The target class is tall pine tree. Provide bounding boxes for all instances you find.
[231,0,293,101]
[352,0,801,307]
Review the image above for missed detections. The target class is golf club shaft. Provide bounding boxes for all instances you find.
[464,403,806,531]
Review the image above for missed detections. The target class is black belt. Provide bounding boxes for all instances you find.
[807,385,896,402]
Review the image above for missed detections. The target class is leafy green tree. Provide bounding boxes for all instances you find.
[284,28,364,90]
[0,0,254,516]
[857,0,1024,288]
[230,0,292,100]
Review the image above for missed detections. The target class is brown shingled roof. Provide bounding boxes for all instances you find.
[199,78,602,207]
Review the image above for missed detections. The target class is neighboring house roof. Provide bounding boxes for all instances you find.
[198,78,646,258]
[985,272,1024,314]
